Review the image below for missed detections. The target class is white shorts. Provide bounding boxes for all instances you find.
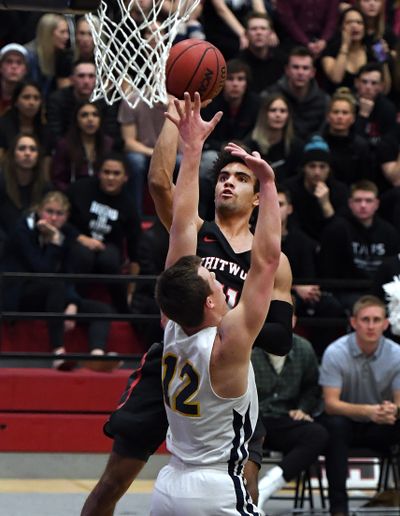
[150,457,260,515]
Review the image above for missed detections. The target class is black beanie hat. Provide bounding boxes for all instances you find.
[302,135,331,165]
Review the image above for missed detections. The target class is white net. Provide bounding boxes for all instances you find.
[86,0,201,108]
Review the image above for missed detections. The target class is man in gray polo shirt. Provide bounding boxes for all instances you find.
[318,294,400,516]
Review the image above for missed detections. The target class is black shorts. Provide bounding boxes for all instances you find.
[104,341,266,465]
[104,342,168,462]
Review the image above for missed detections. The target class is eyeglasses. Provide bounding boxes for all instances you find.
[16,145,38,152]
[43,208,66,216]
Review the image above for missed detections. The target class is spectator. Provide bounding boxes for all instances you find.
[67,152,142,314]
[0,43,29,116]
[353,62,398,191]
[199,59,260,218]
[0,133,50,239]
[74,16,96,61]
[319,180,400,312]
[321,7,392,94]
[202,0,267,60]
[51,100,113,192]
[275,0,339,57]
[25,13,73,98]
[130,217,169,349]
[246,93,303,183]
[254,301,328,513]
[1,190,118,372]
[283,135,348,242]
[238,11,286,94]
[278,186,345,355]
[318,294,400,516]
[0,80,49,164]
[356,0,398,58]
[322,86,372,186]
[118,94,168,216]
[264,46,330,140]
[46,59,120,149]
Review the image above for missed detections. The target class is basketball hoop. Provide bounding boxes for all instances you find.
[0,0,100,13]
[87,0,201,108]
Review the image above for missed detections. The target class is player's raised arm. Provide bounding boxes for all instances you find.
[219,144,281,359]
[164,92,222,268]
[148,97,179,230]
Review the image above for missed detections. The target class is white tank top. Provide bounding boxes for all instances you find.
[162,320,258,469]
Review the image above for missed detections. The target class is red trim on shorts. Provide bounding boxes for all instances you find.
[115,351,148,410]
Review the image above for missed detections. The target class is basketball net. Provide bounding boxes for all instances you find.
[87,0,200,108]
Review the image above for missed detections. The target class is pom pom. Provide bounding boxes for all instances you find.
[383,275,400,335]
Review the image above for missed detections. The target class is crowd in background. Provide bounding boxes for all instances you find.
[0,1,400,356]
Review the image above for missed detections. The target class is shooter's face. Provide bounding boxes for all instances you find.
[214,163,259,214]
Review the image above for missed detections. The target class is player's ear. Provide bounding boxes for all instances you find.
[205,296,215,309]
[252,192,260,208]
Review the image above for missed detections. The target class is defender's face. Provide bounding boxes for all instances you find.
[214,162,259,215]
[198,266,227,313]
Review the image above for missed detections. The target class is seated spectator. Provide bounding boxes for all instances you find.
[322,86,372,186]
[0,80,49,164]
[246,93,303,183]
[353,63,398,192]
[0,133,51,239]
[283,135,348,242]
[118,94,168,216]
[67,152,142,314]
[130,217,169,349]
[25,13,73,98]
[46,59,120,149]
[202,0,267,60]
[1,190,118,372]
[199,59,260,219]
[278,187,345,355]
[318,295,400,516]
[321,6,392,94]
[51,100,113,192]
[263,46,330,141]
[356,0,398,60]
[238,12,286,94]
[0,43,29,116]
[74,16,96,62]
[254,298,329,513]
[319,179,400,312]
[275,0,339,57]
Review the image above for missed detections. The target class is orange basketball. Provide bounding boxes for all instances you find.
[166,39,227,101]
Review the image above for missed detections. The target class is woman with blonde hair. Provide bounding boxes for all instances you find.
[323,86,372,185]
[25,13,73,98]
[246,93,304,183]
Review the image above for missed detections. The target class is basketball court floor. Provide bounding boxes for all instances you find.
[1,452,394,516]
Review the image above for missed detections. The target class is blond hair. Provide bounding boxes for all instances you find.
[36,13,68,77]
[329,87,357,114]
[352,295,386,317]
[37,191,70,212]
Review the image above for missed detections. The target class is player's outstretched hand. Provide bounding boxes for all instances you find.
[164,92,222,147]
[225,142,275,183]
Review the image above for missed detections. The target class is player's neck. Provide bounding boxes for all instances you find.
[215,212,253,252]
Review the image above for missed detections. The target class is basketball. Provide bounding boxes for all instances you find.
[166,39,227,101]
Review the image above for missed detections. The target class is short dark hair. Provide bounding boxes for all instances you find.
[287,46,314,65]
[226,58,252,82]
[356,62,383,80]
[72,58,96,71]
[155,255,212,328]
[211,147,259,192]
[245,11,272,29]
[99,152,128,173]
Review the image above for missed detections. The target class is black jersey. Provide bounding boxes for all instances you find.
[197,220,250,308]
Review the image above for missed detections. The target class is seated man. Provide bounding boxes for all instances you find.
[151,92,281,514]
[319,295,400,516]
[254,300,328,513]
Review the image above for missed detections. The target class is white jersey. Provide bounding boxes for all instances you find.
[162,320,258,469]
